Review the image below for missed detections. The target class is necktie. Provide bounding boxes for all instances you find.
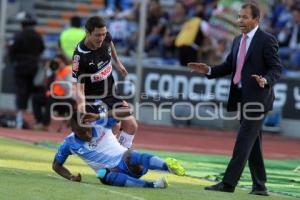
[233,34,247,84]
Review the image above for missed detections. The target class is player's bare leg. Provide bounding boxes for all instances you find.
[118,115,138,149]
[109,100,137,148]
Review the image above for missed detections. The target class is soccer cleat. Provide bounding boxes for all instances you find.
[153,177,168,188]
[165,158,186,176]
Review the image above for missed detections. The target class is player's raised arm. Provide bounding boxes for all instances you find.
[52,160,81,182]
[83,107,132,123]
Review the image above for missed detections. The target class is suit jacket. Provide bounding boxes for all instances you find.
[278,24,300,47]
[207,28,282,112]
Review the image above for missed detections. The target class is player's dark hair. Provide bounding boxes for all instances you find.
[292,4,300,12]
[70,112,83,133]
[241,2,260,20]
[70,16,81,28]
[85,16,106,33]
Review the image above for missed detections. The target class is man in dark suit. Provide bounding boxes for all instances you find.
[188,3,282,196]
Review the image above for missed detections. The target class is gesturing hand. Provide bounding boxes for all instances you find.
[187,62,209,74]
[252,75,267,88]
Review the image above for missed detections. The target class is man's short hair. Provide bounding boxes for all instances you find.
[292,4,300,12]
[85,16,106,33]
[70,112,83,132]
[71,16,81,28]
[241,2,260,20]
[17,12,37,27]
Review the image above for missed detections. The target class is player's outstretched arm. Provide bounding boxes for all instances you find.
[83,108,132,123]
[110,41,128,77]
[52,160,81,182]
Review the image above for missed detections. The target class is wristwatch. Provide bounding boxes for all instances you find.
[262,78,268,85]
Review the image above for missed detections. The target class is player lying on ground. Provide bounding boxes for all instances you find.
[52,112,185,188]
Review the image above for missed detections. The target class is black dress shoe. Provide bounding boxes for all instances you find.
[204,182,235,193]
[249,189,269,196]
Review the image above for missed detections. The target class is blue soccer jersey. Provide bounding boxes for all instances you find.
[54,118,127,173]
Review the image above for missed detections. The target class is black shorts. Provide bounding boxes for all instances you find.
[86,96,126,114]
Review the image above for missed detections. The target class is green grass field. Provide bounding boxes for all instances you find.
[0,137,299,200]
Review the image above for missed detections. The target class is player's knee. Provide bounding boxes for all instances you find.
[130,118,138,131]
[140,153,153,166]
[130,151,153,166]
[103,172,127,187]
[121,117,138,133]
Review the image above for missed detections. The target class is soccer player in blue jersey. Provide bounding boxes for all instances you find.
[52,112,185,188]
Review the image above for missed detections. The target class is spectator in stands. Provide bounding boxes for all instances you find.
[161,1,187,59]
[175,2,208,66]
[203,0,219,20]
[32,54,72,131]
[277,5,300,70]
[105,0,135,19]
[107,3,139,55]
[267,0,294,36]
[145,0,169,54]
[209,38,228,64]
[8,12,45,129]
[184,0,200,18]
[59,16,85,62]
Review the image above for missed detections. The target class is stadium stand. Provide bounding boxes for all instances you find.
[5,0,105,59]
[2,0,300,135]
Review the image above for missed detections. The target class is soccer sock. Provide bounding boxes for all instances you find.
[102,171,154,188]
[149,156,169,171]
[16,111,23,129]
[118,131,135,148]
[130,152,168,171]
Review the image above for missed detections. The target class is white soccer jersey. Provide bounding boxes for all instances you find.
[54,119,127,172]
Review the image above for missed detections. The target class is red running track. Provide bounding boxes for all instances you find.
[0,123,300,160]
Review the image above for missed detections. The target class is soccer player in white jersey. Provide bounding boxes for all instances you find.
[52,112,185,188]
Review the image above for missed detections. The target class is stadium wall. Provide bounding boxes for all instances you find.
[1,62,300,137]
